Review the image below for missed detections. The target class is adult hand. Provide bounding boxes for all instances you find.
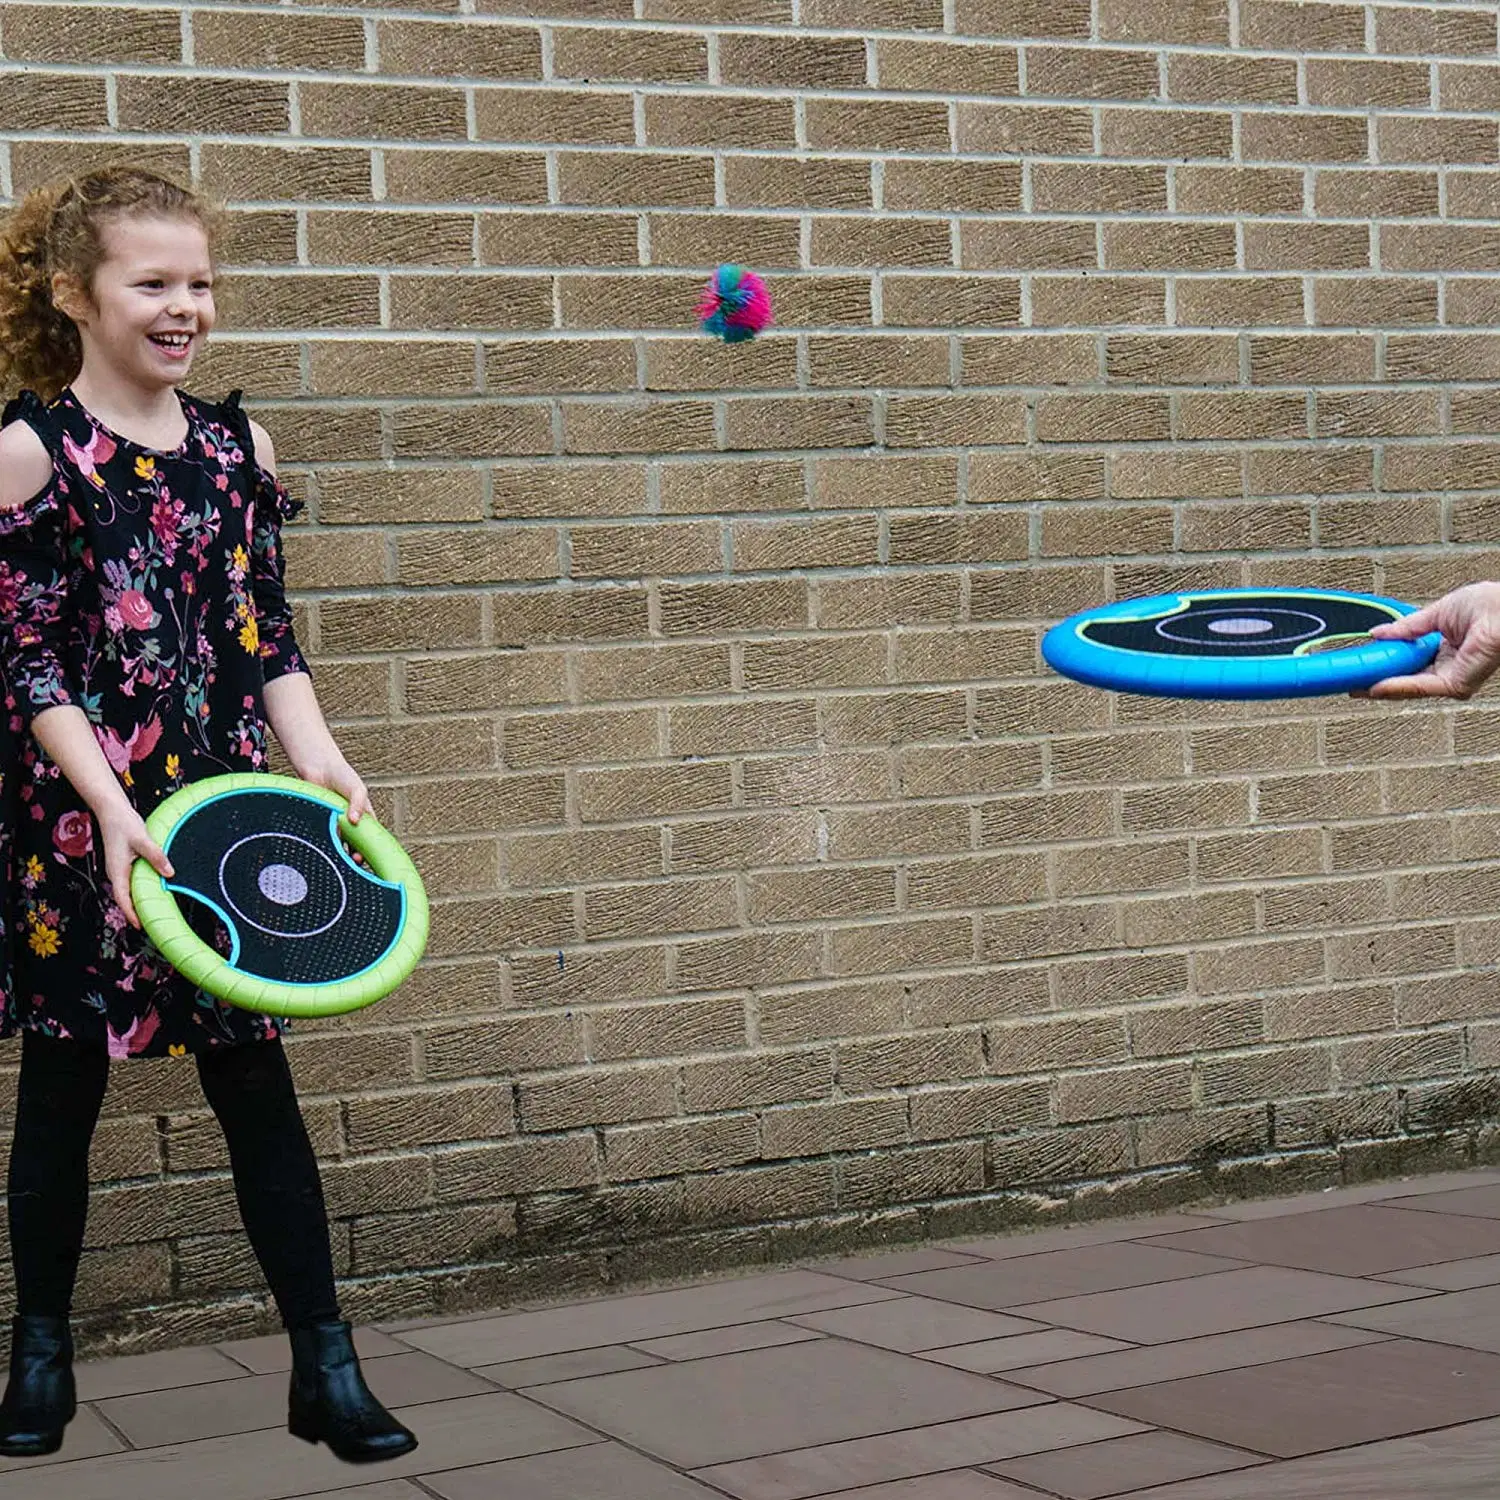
[101,806,173,930]
[1360,581,1500,700]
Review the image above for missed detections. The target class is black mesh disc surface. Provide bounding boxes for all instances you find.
[1079,592,1392,658]
[165,790,404,986]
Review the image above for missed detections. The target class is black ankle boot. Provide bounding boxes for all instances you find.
[287,1320,416,1463]
[0,1315,76,1457]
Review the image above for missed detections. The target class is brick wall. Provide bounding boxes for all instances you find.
[6,0,1500,1352]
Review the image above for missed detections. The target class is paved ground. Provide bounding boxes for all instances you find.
[13,1171,1500,1497]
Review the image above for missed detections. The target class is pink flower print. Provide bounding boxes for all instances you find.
[52,810,93,859]
[104,604,125,634]
[118,590,154,630]
[62,429,116,489]
[151,495,185,560]
[107,1006,161,1059]
[97,716,164,775]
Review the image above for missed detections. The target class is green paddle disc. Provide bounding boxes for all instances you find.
[131,773,428,1018]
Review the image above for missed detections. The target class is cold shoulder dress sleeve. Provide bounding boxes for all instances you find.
[0,388,309,1057]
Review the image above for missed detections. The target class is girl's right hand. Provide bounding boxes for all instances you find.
[99,806,173,929]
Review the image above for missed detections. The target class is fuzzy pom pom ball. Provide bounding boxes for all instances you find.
[696,264,773,343]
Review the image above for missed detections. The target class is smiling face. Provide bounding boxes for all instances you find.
[55,213,216,394]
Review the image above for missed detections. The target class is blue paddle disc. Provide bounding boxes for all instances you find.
[1042,588,1441,700]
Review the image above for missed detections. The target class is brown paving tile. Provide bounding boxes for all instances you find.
[0,1393,594,1500]
[942,1214,1230,1259]
[1377,1251,1500,1290]
[217,1326,410,1374]
[1118,1413,1500,1499]
[525,1338,1050,1468]
[923,1330,1133,1373]
[74,1343,248,1400]
[831,1475,1042,1499]
[475,1345,664,1386]
[1000,1320,1390,1398]
[814,1248,990,1280]
[880,1245,1247,1311]
[1012,1266,1430,1344]
[789,1297,1046,1352]
[94,1352,494,1448]
[422,1440,719,1499]
[1084,1338,1500,1459]
[1141,1204,1500,1277]
[1328,1283,1500,1352]
[633,1321,824,1360]
[986,1431,1267,1498]
[397,1271,900,1367]
[0,1406,123,1472]
[287,1485,428,1500]
[1204,1171,1500,1221]
[1380,1182,1500,1220]
[691,1405,1151,1500]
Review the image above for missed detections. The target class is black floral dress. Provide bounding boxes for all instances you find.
[0,387,309,1057]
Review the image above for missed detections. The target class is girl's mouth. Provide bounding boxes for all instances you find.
[149,331,194,358]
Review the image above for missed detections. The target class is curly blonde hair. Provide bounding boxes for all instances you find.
[0,165,219,401]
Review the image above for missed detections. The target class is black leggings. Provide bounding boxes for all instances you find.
[7,1032,339,1328]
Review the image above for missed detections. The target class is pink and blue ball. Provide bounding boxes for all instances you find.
[697,265,773,343]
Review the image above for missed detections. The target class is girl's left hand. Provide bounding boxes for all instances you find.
[299,755,372,824]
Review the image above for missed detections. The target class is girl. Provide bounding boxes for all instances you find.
[0,166,416,1463]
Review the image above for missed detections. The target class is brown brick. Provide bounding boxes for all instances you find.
[725,396,875,451]
[507,828,663,889]
[573,644,733,702]
[1104,221,1237,272]
[8,4,180,62]
[725,155,873,209]
[317,469,483,527]
[586,878,740,941]
[559,153,716,208]
[1384,116,1500,165]
[302,82,468,140]
[380,18,542,77]
[889,512,1027,565]
[1032,276,1165,327]
[661,460,802,515]
[958,104,1094,155]
[476,88,634,145]
[957,0,1092,37]
[1381,6,1497,56]
[559,273,705,330]
[1100,0,1229,44]
[807,99,951,152]
[392,403,552,459]
[642,0,788,17]
[880,272,1023,328]
[384,149,548,204]
[878,38,1018,94]
[490,338,637,394]
[1242,112,1370,164]
[963,220,1096,271]
[1176,277,1305,328]
[1100,107,1234,160]
[117,74,288,133]
[1245,223,1370,272]
[403,651,568,715]
[802,0,941,19]
[564,400,716,454]
[646,94,797,149]
[885,163,1023,220]
[742,751,890,806]
[504,707,659,767]
[307,211,474,268]
[0,72,106,130]
[723,33,867,87]
[823,689,968,747]
[807,335,949,390]
[389,274,552,332]
[569,519,722,577]
[1316,168,1439,218]
[193,11,367,70]
[1242,0,1366,51]
[812,217,953,269]
[650,214,801,271]
[1200,1045,1334,1105]
[397,528,559,585]
[1315,277,1437,327]
[579,762,735,823]
[1313,58,1433,108]
[482,211,639,267]
[1169,54,1299,105]
[1027,46,1161,100]
[1176,167,1305,216]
